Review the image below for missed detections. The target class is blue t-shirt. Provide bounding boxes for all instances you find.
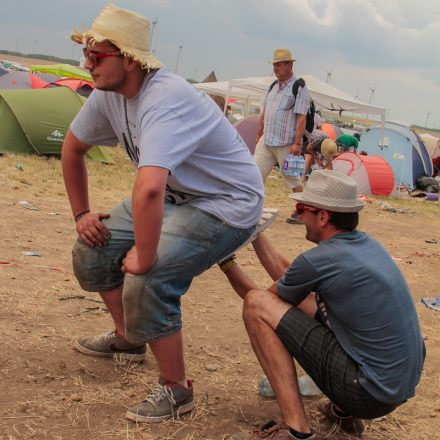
[277,230,424,404]
[70,68,264,229]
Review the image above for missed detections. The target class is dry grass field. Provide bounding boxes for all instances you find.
[0,148,439,440]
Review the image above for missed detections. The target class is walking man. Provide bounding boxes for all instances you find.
[221,171,424,439]
[62,4,264,423]
[254,49,311,224]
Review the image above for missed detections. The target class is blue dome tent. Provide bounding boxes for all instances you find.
[359,122,433,190]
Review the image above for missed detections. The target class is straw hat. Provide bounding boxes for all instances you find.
[290,170,365,212]
[71,3,162,71]
[321,138,337,160]
[271,49,295,63]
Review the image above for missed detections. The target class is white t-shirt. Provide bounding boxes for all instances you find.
[70,68,264,228]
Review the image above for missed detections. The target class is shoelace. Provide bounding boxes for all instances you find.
[144,384,176,408]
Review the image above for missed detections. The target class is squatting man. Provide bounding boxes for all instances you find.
[219,170,424,440]
[61,3,264,423]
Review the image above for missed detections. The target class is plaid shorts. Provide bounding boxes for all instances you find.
[276,308,399,419]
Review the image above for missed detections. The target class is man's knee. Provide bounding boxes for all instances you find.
[243,289,269,322]
[72,239,124,292]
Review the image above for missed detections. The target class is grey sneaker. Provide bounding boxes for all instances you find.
[126,380,194,423]
[74,330,146,362]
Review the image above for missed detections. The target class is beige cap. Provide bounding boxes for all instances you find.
[321,138,338,160]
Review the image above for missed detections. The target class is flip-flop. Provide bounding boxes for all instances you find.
[421,297,440,312]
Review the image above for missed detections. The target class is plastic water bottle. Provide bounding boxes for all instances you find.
[258,375,275,398]
[283,154,304,177]
[295,155,305,178]
[258,374,321,398]
[297,374,322,396]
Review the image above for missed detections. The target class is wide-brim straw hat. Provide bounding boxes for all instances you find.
[321,138,337,160]
[71,3,162,71]
[271,48,295,63]
[289,170,365,213]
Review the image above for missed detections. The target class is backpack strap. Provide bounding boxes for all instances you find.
[268,80,277,93]
[292,77,306,98]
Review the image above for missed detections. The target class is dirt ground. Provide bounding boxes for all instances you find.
[0,149,439,440]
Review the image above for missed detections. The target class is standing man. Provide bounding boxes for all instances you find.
[254,49,311,224]
[61,4,264,423]
[221,171,424,439]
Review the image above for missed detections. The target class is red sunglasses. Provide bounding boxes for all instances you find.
[295,203,320,215]
[83,47,122,66]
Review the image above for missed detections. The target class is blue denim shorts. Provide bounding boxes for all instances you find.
[72,199,255,343]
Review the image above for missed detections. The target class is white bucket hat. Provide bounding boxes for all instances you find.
[290,170,365,213]
[71,3,162,71]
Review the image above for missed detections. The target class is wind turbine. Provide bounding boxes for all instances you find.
[150,17,158,49]
[368,84,378,104]
[325,65,335,83]
[425,111,431,128]
[174,45,183,74]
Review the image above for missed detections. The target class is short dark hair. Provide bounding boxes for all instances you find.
[328,211,359,231]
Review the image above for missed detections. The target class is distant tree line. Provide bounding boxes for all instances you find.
[0,50,79,66]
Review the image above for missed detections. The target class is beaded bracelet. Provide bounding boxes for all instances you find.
[74,210,90,222]
[219,254,237,273]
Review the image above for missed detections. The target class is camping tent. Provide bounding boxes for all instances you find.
[47,78,94,97]
[333,152,394,196]
[234,114,260,154]
[30,64,92,81]
[359,122,433,190]
[321,123,343,141]
[420,133,440,158]
[0,71,49,89]
[0,87,114,163]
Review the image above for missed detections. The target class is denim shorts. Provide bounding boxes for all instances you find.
[72,198,255,343]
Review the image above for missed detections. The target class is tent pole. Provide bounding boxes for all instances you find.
[224,82,232,115]
[379,113,385,147]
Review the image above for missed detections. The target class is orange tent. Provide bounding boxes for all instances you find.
[333,152,394,196]
[321,123,343,141]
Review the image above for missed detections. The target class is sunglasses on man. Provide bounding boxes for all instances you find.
[295,203,321,215]
[83,47,122,67]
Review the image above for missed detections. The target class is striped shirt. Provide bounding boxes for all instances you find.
[263,75,310,147]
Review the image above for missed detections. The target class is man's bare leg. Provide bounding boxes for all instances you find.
[99,286,126,337]
[149,330,186,385]
[243,290,311,433]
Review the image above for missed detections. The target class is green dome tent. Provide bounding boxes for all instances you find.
[0,87,114,163]
[30,64,92,81]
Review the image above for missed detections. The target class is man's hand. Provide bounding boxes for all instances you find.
[76,212,111,247]
[290,143,302,155]
[121,245,153,275]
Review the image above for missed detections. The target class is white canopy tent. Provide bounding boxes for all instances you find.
[195,75,386,145]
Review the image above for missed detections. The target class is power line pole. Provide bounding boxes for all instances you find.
[151,17,158,50]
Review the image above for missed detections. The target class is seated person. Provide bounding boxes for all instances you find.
[303,135,337,179]
[220,170,425,440]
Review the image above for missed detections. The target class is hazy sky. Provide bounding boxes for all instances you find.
[1,0,439,127]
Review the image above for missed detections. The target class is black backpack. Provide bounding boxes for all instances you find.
[268,77,315,142]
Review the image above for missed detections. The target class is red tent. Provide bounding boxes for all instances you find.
[47,78,94,97]
[333,152,394,196]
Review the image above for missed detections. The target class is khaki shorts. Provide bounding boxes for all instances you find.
[253,138,302,189]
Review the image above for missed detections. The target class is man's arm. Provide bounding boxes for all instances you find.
[121,166,168,275]
[61,129,110,247]
[222,232,292,299]
[290,114,306,155]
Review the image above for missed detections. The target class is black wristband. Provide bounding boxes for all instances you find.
[74,210,90,222]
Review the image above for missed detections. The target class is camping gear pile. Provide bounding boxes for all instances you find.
[0,63,112,163]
